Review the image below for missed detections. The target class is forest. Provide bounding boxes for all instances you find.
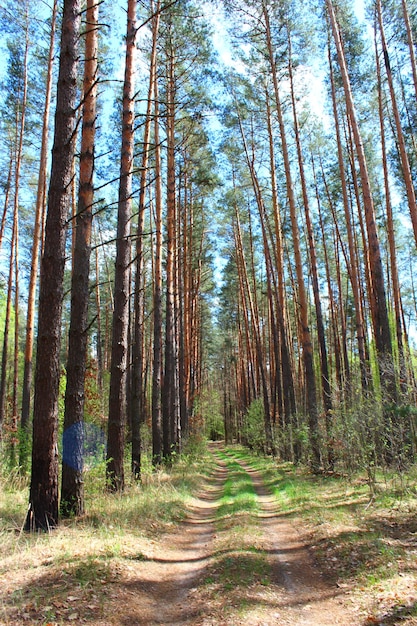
[0,0,416,535]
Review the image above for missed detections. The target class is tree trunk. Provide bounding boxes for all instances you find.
[374,23,407,395]
[234,201,275,455]
[20,0,57,449]
[264,87,297,460]
[327,0,396,405]
[25,0,81,531]
[0,210,16,439]
[152,62,164,466]
[162,42,180,459]
[0,58,26,441]
[288,37,334,468]
[236,110,278,454]
[11,209,19,464]
[327,32,369,394]
[95,245,103,392]
[0,13,29,445]
[106,0,136,492]
[61,0,98,517]
[376,0,417,250]
[0,157,13,255]
[131,0,160,478]
[262,1,320,470]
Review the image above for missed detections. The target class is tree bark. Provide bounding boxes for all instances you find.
[402,0,417,134]
[262,1,320,470]
[162,40,180,459]
[106,0,137,492]
[376,0,417,250]
[152,61,164,466]
[131,0,160,478]
[20,0,57,446]
[0,21,28,441]
[327,34,369,393]
[327,0,396,404]
[61,0,98,517]
[25,0,81,531]
[288,36,334,468]
[374,22,407,395]
[264,86,297,460]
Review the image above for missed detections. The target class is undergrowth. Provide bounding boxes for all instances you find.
[0,438,213,624]
[0,438,212,569]
[1,441,416,625]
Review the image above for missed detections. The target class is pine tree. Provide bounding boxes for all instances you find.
[106,0,137,492]
[25,0,81,531]
[61,0,99,517]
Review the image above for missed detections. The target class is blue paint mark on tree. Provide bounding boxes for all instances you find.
[62,422,106,471]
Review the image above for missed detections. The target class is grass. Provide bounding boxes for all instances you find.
[0,442,213,625]
[221,446,417,624]
[216,454,258,520]
[1,442,416,625]
[198,449,273,621]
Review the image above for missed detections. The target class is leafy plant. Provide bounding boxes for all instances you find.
[241,399,267,453]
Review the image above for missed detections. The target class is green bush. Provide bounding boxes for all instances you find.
[241,399,266,453]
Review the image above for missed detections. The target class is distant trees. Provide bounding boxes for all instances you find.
[217,0,417,467]
[0,0,416,530]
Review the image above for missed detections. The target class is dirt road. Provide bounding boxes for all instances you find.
[98,447,360,625]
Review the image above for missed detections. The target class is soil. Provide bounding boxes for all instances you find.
[87,447,359,625]
[3,444,415,625]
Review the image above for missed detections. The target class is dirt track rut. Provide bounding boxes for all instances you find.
[105,446,359,625]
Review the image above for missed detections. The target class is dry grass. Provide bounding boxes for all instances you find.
[0,449,211,625]
[1,446,416,625]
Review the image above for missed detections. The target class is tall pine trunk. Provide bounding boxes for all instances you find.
[327,0,396,402]
[288,37,334,468]
[262,1,320,470]
[131,0,160,478]
[25,0,81,531]
[152,62,164,465]
[265,87,297,460]
[376,0,417,250]
[61,0,98,516]
[20,0,58,455]
[0,15,28,441]
[162,43,180,458]
[237,111,276,454]
[327,35,369,394]
[375,24,407,395]
[106,0,136,492]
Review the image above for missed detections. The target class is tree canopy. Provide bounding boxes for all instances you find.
[0,0,416,527]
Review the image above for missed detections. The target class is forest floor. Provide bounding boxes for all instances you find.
[1,442,417,625]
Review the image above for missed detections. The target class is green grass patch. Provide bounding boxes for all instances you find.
[204,548,270,591]
[218,444,417,623]
[216,456,258,520]
[200,448,272,617]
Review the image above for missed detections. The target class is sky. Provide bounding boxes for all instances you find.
[354,0,365,21]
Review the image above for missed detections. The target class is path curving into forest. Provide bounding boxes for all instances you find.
[94,442,359,625]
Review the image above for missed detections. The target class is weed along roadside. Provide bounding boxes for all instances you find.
[190,445,417,625]
[0,442,416,625]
